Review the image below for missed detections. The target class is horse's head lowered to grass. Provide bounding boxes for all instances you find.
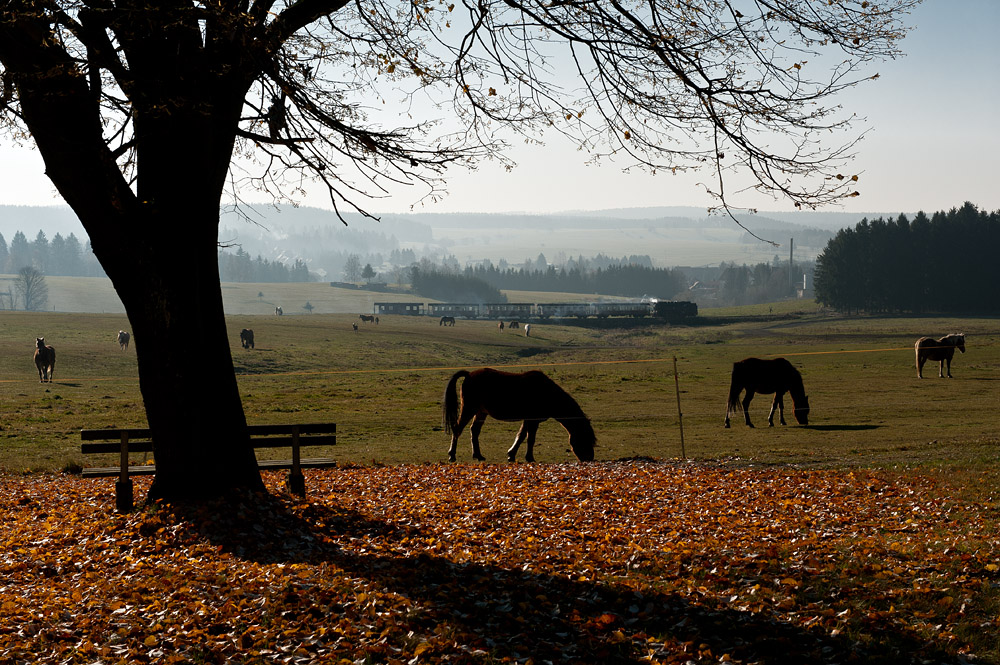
[443,367,597,463]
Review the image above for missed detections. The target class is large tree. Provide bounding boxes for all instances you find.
[0,0,917,502]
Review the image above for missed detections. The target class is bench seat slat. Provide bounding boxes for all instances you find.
[82,465,157,478]
[81,459,338,477]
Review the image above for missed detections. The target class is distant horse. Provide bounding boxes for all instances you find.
[240,329,255,349]
[34,337,56,383]
[915,333,966,378]
[352,322,358,332]
[117,330,130,351]
[725,357,809,428]
[498,321,505,333]
[442,367,596,463]
[440,316,456,326]
[360,314,376,324]
[509,321,520,329]
[275,306,283,316]
[524,323,531,337]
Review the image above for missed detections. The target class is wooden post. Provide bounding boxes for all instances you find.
[116,431,134,512]
[673,356,686,459]
[287,425,305,497]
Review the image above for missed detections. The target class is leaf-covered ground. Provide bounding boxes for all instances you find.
[1,461,998,664]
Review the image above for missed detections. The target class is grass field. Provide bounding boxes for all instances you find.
[1,303,996,483]
[9,275,624,316]
[3,303,999,663]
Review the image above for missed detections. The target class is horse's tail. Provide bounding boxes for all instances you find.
[442,370,471,435]
[726,363,744,414]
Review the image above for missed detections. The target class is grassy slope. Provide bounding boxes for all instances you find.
[11,275,624,315]
[1,305,996,487]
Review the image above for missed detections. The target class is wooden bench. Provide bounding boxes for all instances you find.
[81,423,337,511]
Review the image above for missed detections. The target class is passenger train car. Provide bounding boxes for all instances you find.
[374,300,697,321]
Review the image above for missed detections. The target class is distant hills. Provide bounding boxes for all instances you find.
[0,203,909,273]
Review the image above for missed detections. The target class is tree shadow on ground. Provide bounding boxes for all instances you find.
[165,491,964,665]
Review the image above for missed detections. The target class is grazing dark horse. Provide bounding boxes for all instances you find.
[34,337,56,383]
[117,330,130,351]
[915,333,966,378]
[275,306,283,316]
[443,367,596,463]
[497,321,505,333]
[240,328,255,349]
[440,316,456,326]
[352,322,358,332]
[509,321,520,329]
[725,357,809,428]
[360,314,376,324]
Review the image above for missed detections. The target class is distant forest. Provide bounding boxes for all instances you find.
[0,229,104,276]
[815,202,999,313]
[410,260,688,302]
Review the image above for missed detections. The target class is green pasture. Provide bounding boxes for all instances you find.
[18,275,635,315]
[0,305,996,485]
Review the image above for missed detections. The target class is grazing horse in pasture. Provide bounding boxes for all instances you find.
[725,357,809,428]
[440,316,456,326]
[915,333,966,378]
[275,306,283,316]
[34,338,56,383]
[497,321,505,333]
[524,323,531,337]
[359,314,376,324]
[117,330,130,351]
[352,322,358,332]
[509,321,520,329]
[443,367,596,463]
[240,329,255,349]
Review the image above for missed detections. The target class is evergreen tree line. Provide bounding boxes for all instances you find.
[463,262,688,299]
[410,266,505,303]
[218,248,313,283]
[0,229,104,276]
[814,202,999,314]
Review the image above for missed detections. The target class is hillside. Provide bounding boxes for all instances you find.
[1,276,610,315]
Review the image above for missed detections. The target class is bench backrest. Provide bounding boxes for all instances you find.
[81,423,336,454]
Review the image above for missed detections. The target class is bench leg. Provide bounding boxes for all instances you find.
[286,470,305,498]
[115,478,134,512]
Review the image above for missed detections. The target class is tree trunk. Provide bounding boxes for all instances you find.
[105,199,265,502]
[0,21,265,502]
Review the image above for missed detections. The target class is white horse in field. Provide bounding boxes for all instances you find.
[117,330,130,351]
[915,333,966,378]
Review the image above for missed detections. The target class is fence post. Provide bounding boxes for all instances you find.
[673,356,686,459]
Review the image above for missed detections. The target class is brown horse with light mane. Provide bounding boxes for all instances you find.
[34,337,56,383]
[915,333,965,378]
[442,368,596,463]
[725,357,809,428]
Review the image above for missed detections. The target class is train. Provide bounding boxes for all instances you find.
[375,299,697,321]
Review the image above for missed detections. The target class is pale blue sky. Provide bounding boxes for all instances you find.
[1,0,997,216]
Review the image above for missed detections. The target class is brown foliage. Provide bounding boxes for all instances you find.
[1,461,997,663]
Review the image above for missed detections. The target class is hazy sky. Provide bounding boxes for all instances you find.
[1,0,997,216]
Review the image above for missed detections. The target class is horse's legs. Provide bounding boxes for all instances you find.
[741,391,755,428]
[943,357,952,378]
[507,422,529,461]
[768,392,786,427]
[523,422,539,463]
[507,421,540,462]
[447,408,477,462]
[916,350,925,378]
[469,413,487,461]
